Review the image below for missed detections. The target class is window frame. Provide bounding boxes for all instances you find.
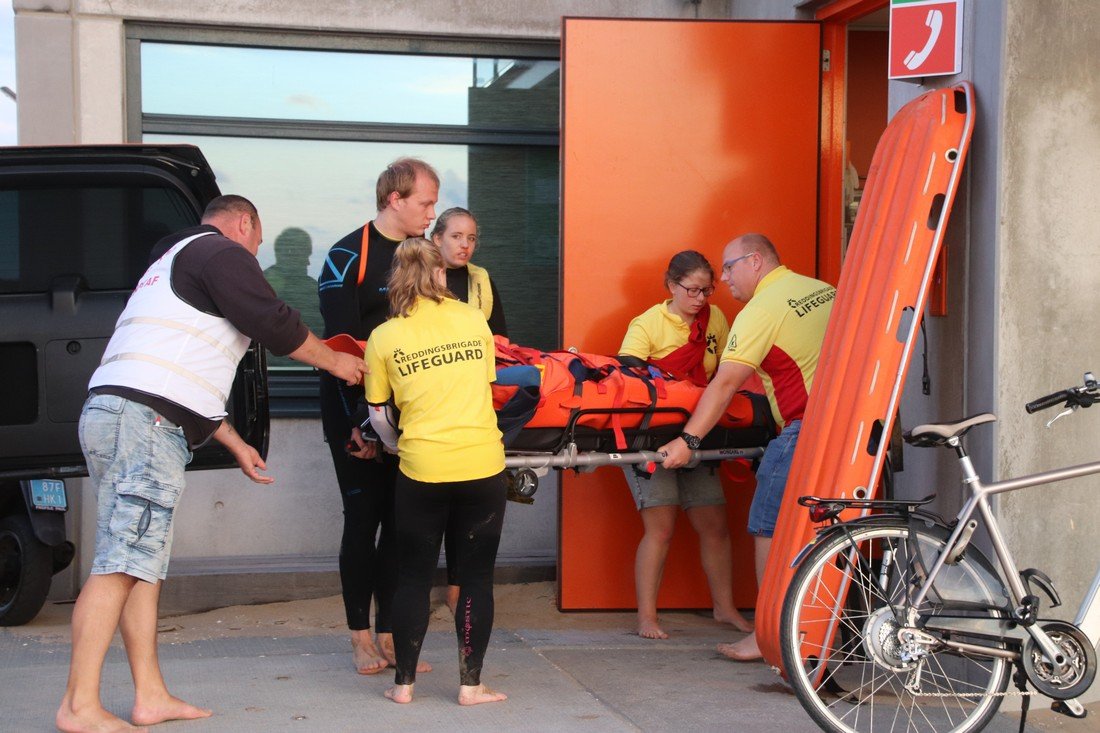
[124,23,561,417]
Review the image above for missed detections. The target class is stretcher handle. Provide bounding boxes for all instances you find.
[503,446,764,470]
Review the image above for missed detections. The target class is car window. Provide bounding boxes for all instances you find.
[0,185,197,293]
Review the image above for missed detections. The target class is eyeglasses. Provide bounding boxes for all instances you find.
[722,252,756,274]
[673,281,715,298]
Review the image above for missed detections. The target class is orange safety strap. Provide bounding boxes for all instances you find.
[357,224,369,287]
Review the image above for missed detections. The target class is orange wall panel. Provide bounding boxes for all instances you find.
[847,29,889,180]
[560,19,822,609]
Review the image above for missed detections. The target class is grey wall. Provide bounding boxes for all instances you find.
[895,0,1006,521]
[991,0,1100,614]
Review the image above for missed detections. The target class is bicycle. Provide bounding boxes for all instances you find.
[779,372,1100,732]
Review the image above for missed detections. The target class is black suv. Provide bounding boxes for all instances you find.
[0,145,269,625]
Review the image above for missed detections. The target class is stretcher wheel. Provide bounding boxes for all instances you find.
[514,469,538,497]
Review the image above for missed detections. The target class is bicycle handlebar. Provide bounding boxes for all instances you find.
[1025,390,1074,414]
[1025,372,1100,414]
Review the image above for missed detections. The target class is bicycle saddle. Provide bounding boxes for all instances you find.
[903,413,997,447]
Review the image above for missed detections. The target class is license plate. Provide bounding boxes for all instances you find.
[29,479,67,511]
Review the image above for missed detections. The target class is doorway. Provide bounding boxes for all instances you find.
[816,0,889,284]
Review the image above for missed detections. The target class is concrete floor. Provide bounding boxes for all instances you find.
[3,582,1098,732]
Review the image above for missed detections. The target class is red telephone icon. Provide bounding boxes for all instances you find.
[904,9,943,71]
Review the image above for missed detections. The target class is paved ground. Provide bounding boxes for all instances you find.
[4,582,1099,732]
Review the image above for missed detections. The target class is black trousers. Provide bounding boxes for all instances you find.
[321,374,397,632]
[391,470,507,686]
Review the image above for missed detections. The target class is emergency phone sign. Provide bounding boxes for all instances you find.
[889,0,962,79]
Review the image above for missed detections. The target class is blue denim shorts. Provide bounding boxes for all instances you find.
[747,419,802,537]
[622,464,725,511]
[79,393,192,583]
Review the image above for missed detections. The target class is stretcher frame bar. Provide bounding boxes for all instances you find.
[504,446,765,471]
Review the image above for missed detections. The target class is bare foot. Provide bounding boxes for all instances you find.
[717,632,762,661]
[384,684,414,704]
[130,692,212,727]
[445,584,460,616]
[637,616,669,640]
[458,683,507,706]
[57,697,148,732]
[351,631,388,675]
[377,632,433,673]
[713,608,754,633]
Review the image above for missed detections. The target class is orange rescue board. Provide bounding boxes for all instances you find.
[755,83,976,670]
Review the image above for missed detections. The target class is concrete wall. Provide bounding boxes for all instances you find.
[991,0,1100,615]
[894,0,1005,521]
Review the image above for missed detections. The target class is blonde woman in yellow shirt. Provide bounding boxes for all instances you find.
[365,238,508,707]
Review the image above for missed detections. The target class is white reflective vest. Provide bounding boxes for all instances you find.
[89,232,252,419]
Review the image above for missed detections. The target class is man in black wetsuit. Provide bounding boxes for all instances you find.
[57,195,366,733]
[317,158,440,674]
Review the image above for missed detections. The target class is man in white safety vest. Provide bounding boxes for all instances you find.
[56,195,365,733]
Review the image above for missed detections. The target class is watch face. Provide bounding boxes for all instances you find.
[682,432,700,449]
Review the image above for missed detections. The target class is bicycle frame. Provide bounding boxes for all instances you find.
[911,438,1100,672]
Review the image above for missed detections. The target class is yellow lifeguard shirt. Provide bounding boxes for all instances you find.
[720,266,835,428]
[619,302,729,380]
[365,297,504,482]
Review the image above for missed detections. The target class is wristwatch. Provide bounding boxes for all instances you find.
[680,432,702,450]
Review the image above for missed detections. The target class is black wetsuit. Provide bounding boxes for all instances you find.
[317,221,400,632]
[444,266,508,337]
[391,471,508,686]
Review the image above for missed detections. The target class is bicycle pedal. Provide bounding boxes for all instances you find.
[1051,698,1087,719]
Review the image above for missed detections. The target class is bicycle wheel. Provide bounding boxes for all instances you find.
[780,520,1012,733]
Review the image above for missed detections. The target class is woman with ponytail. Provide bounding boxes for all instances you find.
[364,237,508,707]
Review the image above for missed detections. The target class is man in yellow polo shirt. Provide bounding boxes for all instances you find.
[659,232,835,662]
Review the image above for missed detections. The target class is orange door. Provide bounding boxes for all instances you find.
[560,18,822,609]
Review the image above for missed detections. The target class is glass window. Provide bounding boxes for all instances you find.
[141,43,559,130]
[139,39,560,412]
[0,185,197,294]
[145,134,559,369]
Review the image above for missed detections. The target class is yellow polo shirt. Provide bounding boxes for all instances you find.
[365,297,504,482]
[619,302,729,380]
[721,266,835,428]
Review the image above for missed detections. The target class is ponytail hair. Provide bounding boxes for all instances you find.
[388,237,452,317]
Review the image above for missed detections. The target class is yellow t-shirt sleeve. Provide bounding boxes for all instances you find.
[722,303,777,369]
[618,314,653,359]
[364,336,392,404]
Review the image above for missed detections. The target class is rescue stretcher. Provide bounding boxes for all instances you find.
[325,333,776,502]
[489,336,775,500]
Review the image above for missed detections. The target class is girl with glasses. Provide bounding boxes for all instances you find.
[616,250,753,639]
